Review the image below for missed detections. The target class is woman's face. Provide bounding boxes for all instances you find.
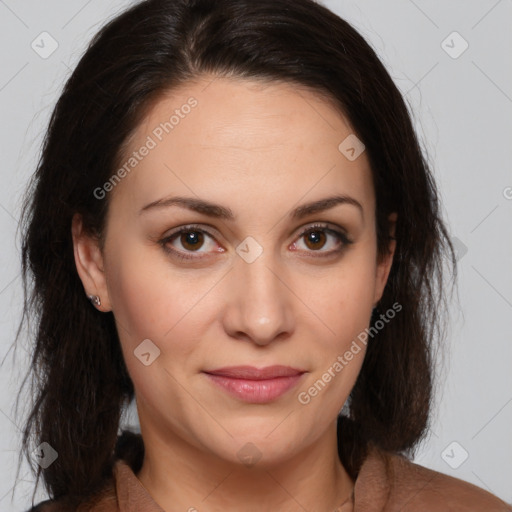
[73,76,395,467]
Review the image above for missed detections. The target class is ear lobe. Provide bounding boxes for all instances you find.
[373,212,397,306]
[71,213,111,312]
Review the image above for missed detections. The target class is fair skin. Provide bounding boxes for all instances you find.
[72,76,396,512]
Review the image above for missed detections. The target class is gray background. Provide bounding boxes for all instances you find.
[0,0,511,509]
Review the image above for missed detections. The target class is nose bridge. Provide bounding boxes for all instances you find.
[223,236,294,344]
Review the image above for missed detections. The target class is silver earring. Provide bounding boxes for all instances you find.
[88,294,101,307]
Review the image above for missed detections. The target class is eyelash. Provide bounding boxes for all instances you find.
[159,223,354,261]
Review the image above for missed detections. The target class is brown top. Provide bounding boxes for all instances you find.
[30,444,512,511]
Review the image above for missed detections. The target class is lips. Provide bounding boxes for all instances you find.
[204,365,305,379]
[203,365,306,403]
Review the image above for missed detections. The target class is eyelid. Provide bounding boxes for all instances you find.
[292,222,353,253]
[159,221,353,260]
[295,221,349,238]
[159,224,220,261]
[163,221,350,240]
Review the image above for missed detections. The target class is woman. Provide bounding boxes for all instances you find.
[16,0,511,510]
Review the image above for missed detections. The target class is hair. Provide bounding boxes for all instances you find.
[11,0,456,508]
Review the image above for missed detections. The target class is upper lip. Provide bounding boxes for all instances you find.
[203,365,306,380]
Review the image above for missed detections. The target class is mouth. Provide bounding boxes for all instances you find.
[202,365,307,403]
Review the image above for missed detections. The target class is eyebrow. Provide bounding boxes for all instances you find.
[139,194,364,221]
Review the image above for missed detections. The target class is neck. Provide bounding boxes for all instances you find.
[136,419,354,512]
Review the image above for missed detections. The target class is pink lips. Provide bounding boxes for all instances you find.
[203,365,306,403]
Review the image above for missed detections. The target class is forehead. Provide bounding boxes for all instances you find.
[108,76,375,221]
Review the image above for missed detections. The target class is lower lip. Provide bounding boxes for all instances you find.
[204,373,305,403]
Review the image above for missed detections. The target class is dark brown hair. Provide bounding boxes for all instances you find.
[11,0,456,508]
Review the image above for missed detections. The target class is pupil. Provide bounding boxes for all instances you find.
[307,231,324,248]
[309,232,319,243]
[182,232,201,248]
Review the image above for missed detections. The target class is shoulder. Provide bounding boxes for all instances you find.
[357,444,512,511]
[27,497,118,512]
[26,481,118,512]
[26,498,73,511]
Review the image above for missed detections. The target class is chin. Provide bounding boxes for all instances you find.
[200,421,306,468]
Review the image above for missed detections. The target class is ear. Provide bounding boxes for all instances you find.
[373,212,397,306]
[71,213,112,312]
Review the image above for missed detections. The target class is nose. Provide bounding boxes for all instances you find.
[221,251,295,347]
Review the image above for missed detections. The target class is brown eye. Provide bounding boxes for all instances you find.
[303,230,327,250]
[293,223,353,257]
[179,231,205,251]
[160,225,219,261]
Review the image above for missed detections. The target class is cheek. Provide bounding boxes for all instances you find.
[105,240,195,337]
[107,255,165,337]
[104,243,216,377]
[106,254,200,415]
[312,253,377,335]
[298,245,377,397]
[295,274,373,414]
